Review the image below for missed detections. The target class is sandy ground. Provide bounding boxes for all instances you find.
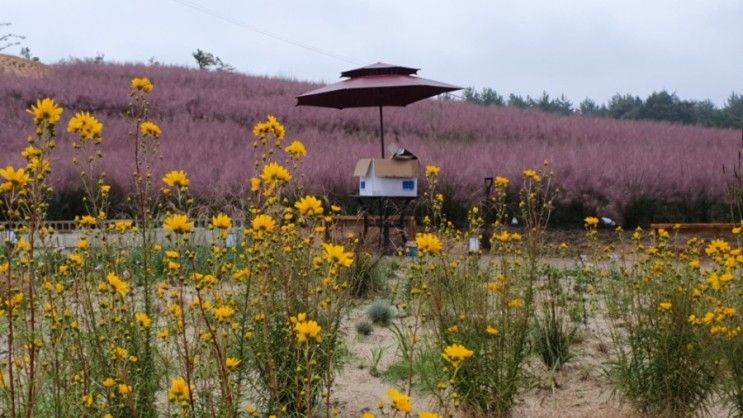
[0,53,49,77]
[331,258,731,418]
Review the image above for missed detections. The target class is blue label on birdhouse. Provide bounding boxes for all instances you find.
[360,180,366,189]
[402,180,414,190]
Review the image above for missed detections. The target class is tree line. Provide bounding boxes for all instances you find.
[459,87,743,129]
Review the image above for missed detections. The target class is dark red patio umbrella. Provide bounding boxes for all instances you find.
[296,62,461,157]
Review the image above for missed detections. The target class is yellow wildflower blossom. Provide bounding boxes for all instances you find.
[584,216,599,227]
[295,195,324,216]
[261,162,292,184]
[77,215,97,227]
[164,214,193,234]
[386,388,412,413]
[211,213,232,230]
[658,302,672,312]
[0,166,30,190]
[162,170,190,188]
[508,298,525,309]
[251,214,276,235]
[131,77,154,92]
[168,377,191,402]
[107,272,129,297]
[322,243,354,267]
[442,343,474,367]
[253,115,285,140]
[250,177,261,192]
[139,121,162,138]
[416,233,442,254]
[28,98,63,125]
[425,165,440,177]
[294,316,322,343]
[213,305,235,322]
[284,140,307,158]
[522,168,542,182]
[225,357,241,370]
[135,312,152,328]
[67,111,103,140]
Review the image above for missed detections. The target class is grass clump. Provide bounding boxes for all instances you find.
[355,320,373,336]
[366,300,395,327]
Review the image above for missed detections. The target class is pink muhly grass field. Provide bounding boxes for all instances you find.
[0,62,739,223]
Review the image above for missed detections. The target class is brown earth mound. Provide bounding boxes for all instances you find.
[0,53,49,77]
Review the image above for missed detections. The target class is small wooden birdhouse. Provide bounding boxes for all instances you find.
[353,149,419,197]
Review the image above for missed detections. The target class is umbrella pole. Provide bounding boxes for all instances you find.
[379,106,385,158]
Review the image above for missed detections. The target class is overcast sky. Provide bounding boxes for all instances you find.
[4,0,743,106]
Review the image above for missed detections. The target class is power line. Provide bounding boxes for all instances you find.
[168,0,362,66]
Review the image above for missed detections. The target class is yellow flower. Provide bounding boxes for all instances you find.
[140,121,162,138]
[442,343,474,368]
[507,298,525,309]
[15,238,30,252]
[111,220,133,233]
[733,226,742,235]
[658,302,672,312]
[261,162,292,184]
[251,214,276,234]
[425,165,441,177]
[322,243,354,267]
[213,305,235,322]
[250,177,261,192]
[107,272,129,297]
[163,170,190,188]
[705,239,730,256]
[416,233,442,254]
[284,140,307,158]
[486,325,499,336]
[100,184,111,194]
[28,98,63,125]
[67,111,103,140]
[689,259,701,269]
[82,394,94,408]
[77,215,97,227]
[102,377,116,388]
[135,312,152,328]
[386,388,412,413]
[522,168,542,182]
[253,115,285,140]
[0,166,30,190]
[118,384,132,396]
[164,214,193,234]
[225,357,241,370]
[211,213,233,230]
[294,316,322,343]
[21,146,41,159]
[494,176,509,188]
[584,216,599,227]
[168,377,191,402]
[295,195,324,216]
[131,77,154,93]
[362,413,375,418]
[419,412,442,418]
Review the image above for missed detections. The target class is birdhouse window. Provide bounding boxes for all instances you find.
[402,180,415,190]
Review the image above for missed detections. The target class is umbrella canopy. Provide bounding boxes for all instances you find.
[296,63,461,157]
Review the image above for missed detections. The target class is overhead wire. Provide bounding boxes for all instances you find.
[168,0,362,66]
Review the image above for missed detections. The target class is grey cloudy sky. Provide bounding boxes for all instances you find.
[4,0,743,105]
